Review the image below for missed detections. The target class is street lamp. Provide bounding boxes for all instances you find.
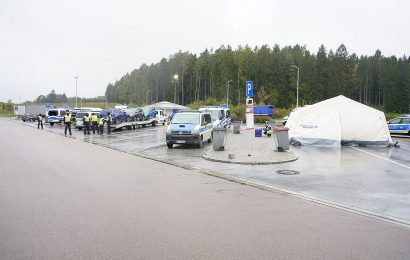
[291,66,299,108]
[173,74,179,104]
[74,75,78,108]
[227,80,232,107]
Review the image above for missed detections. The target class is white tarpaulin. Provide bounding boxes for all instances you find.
[286,95,392,146]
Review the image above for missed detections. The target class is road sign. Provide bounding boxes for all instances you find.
[246,81,253,97]
[45,103,51,109]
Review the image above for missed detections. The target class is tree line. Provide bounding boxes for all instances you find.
[105,44,409,113]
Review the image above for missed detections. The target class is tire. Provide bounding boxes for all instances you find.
[167,143,173,148]
[162,121,165,126]
[152,121,156,127]
[197,136,203,148]
[50,122,54,126]
[207,134,212,143]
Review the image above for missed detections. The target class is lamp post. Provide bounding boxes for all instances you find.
[227,80,232,107]
[291,65,299,108]
[74,75,78,108]
[173,74,179,104]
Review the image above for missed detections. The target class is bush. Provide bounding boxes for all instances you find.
[274,107,292,119]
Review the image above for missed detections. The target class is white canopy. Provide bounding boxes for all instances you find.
[286,95,392,146]
[151,101,190,116]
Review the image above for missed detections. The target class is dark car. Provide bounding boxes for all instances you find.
[100,109,128,123]
[22,114,38,122]
[124,108,144,122]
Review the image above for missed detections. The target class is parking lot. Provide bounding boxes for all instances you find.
[14,118,410,225]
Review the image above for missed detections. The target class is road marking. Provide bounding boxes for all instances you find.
[349,146,410,170]
[136,142,165,152]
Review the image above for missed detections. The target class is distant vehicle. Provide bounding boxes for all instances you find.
[400,114,410,118]
[387,117,410,135]
[46,108,68,125]
[155,110,167,125]
[74,108,102,130]
[124,108,144,122]
[198,105,231,128]
[166,110,213,148]
[253,105,275,116]
[100,108,127,124]
[115,104,128,111]
[21,114,38,122]
[141,106,157,120]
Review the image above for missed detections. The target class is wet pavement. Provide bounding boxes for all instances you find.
[12,118,410,225]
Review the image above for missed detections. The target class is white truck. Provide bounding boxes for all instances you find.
[155,110,167,125]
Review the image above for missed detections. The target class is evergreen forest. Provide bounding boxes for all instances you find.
[105,44,410,113]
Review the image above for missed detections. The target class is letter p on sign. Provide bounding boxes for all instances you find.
[246,81,253,97]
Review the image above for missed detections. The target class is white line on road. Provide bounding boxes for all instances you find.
[349,146,410,170]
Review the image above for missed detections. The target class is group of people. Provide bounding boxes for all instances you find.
[81,112,112,135]
[35,111,112,136]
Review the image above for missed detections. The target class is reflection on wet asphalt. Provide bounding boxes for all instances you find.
[18,120,410,222]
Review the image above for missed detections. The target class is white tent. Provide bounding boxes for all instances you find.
[286,95,392,146]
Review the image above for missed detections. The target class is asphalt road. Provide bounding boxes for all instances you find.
[1,119,410,259]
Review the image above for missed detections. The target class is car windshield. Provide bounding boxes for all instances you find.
[171,113,199,124]
[207,110,220,122]
[48,110,58,116]
[76,112,89,118]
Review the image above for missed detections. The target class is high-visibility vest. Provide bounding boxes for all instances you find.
[38,115,42,121]
[91,115,98,122]
[98,118,104,125]
[108,115,112,123]
[84,115,90,122]
[64,114,71,123]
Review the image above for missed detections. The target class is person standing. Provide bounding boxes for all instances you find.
[91,113,98,134]
[64,111,72,136]
[37,114,43,130]
[98,116,105,135]
[107,112,112,134]
[83,113,90,135]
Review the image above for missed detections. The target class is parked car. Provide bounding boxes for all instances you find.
[141,106,157,120]
[46,108,67,125]
[124,108,144,122]
[400,114,410,118]
[387,117,410,135]
[198,105,231,128]
[100,109,128,123]
[21,114,38,122]
[166,110,213,148]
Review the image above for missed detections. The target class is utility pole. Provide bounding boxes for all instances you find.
[227,80,232,107]
[74,76,79,108]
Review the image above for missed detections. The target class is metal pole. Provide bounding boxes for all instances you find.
[296,67,299,108]
[174,82,176,104]
[74,76,78,108]
[227,80,232,107]
[291,66,299,108]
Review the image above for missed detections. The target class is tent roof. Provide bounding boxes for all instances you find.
[152,101,190,110]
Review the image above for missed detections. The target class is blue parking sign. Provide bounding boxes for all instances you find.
[246,81,253,97]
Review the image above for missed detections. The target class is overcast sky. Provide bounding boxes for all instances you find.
[1,0,409,103]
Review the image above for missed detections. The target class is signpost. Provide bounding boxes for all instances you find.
[245,81,254,156]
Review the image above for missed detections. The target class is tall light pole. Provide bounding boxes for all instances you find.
[173,74,179,104]
[74,75,78,108]
[291,66,299,108]
[227,80,232,107]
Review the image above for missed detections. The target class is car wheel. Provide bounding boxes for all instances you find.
[152,121,156,127]
[167,143,173,148]
[198,137,203,148]
[50,122,54,126]
[208,134,212,143]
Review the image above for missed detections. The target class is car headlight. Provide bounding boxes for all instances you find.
[191,129,200,135]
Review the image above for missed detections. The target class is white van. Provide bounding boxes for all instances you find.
[198,105,231,128]
[75,108,102,130]
[46,108,68,125]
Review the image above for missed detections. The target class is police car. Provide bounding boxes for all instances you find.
[388,117,410,135]
[198,105,231,128]
[166,110,213,148]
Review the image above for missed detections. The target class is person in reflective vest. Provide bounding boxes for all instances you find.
[37,114,43,130]
[91,113,99,134]
[83,114,90,135]
[98,116,105,135]
[64,111,72,136]
[107,112,113,134]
